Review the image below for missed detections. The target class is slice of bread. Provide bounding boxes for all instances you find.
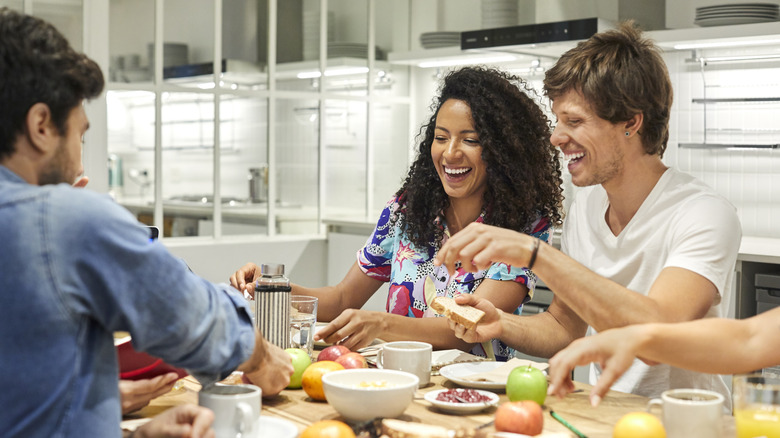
[381,419,489,438]
[430,296,485,330]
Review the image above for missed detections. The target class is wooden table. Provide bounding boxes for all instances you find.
[122,372,736,437]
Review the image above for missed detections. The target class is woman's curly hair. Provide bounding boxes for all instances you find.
[394,66,563,248]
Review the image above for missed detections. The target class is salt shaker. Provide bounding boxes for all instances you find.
[254,263,291,349]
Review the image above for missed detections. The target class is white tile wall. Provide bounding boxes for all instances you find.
[664,50,780,238]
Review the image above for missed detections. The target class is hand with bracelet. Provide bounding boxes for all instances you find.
[434,223,542,343]
[434,222,542,275]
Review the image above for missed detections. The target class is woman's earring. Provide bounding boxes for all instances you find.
[625,131,630,137]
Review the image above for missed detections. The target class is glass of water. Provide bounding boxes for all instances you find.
[290,296,318,359]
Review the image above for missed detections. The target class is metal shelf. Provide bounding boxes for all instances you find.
[692,97,780,103]
[679,143,779,150]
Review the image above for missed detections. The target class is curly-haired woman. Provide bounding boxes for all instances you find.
[231,66,564,361]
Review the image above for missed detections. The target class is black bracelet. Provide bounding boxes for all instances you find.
[528,238,540,270]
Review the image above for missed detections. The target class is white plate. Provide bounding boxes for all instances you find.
[439,361,506,390]
[424,389,499,414]
[291,322,331,348]
[258,416,299,438]
[313,322,331,347]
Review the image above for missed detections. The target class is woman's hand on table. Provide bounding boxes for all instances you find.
[132,404,215,438]
[315,309,384,351]
[446,294,504,343]
[228,262,259,296]
[243,339,294,397]
[119,373,180,414]
[547,325,645,407]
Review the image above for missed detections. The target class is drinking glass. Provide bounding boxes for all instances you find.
[290,296,318,359]
[733,372,780,438]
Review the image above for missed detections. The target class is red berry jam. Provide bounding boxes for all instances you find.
[435,388,492,403]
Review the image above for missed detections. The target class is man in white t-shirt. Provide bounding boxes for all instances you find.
[434,21,741,407]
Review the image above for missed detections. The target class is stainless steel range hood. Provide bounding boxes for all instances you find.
[461,18,614,58]
[163,59,266,86]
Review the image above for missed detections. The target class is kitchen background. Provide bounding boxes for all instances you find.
[7,0,780,382]
[4,0,778,298]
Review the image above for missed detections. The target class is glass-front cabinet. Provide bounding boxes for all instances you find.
[102,0,411,238]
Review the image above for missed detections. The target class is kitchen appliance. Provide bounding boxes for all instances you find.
[461,17,612,57]
[755,273,780,375]
[248,165,268,203]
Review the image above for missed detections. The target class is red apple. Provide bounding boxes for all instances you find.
[317,344,351,362]
[494,400,544,436]
[335,352,368,369]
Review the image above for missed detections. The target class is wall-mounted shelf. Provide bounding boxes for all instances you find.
[693,97,780,103]
[679,143,779,150]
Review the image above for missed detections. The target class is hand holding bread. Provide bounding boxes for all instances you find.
[430,296,485,329]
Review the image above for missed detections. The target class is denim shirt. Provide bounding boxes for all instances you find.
[0,166,255,437]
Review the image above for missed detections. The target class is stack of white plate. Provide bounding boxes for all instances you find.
[694,3,779,27]
[420,31,461,49]
[481,0,518,28]
[328,42,386,60]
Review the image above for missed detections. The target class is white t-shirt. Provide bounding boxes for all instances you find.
[561,168,741,406]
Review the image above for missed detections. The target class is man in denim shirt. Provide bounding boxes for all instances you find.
[0,8,293,437]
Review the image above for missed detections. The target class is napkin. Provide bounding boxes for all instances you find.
[431,349,488,373]
[461,358,549,383]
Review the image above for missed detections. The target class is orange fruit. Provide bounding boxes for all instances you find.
[300,420,356,438]
[301,360,344,401]
[613,412,666,438]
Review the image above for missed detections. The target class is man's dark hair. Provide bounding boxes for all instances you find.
[0,7,104,160]
[543,20,673,157]
[397,66,564,248]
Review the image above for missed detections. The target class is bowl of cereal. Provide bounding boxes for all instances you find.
[321,368,419,422]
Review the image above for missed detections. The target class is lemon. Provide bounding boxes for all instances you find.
[300,420,356,438]
[613,412,667,438]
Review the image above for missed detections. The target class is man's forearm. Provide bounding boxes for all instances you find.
[499,308,586,358]
[237,328,265,374]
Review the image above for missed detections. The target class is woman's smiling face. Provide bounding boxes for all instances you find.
[431,99,487,203]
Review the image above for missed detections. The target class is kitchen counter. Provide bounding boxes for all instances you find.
[738,236,780,264]
[118,197,319,236]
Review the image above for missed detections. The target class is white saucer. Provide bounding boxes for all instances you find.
[258,416,298,438]
[424,389,499,414]
[439,361,506,390]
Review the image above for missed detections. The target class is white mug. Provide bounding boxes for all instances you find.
[198,383,262,438]
[646,388,724,438]
[378,341,432,387]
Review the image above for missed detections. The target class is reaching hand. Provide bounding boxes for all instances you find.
[315,309,385,351]
[132,404,215,438]
[243,339,294,397]
[547,326,643,407]
[119,373,180,414]
[229,263,259,296]
[445,294,504,343]
[434,223,533,276]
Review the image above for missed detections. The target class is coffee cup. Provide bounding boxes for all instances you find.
[378,341,432,387]
[646,388,724,438]
[198,383,261,438]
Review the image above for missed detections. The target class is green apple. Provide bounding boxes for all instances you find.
[506,365,548,405]
[285,348,312,389]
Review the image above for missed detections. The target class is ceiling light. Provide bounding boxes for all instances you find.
[417,55,516,69]
[297,66,370,79]
[674,38,780,50]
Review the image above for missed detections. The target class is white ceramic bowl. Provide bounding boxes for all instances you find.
[321,369,419,422]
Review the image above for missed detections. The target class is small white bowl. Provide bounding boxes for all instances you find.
[321,369,419,422]
[424,388,499,414]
